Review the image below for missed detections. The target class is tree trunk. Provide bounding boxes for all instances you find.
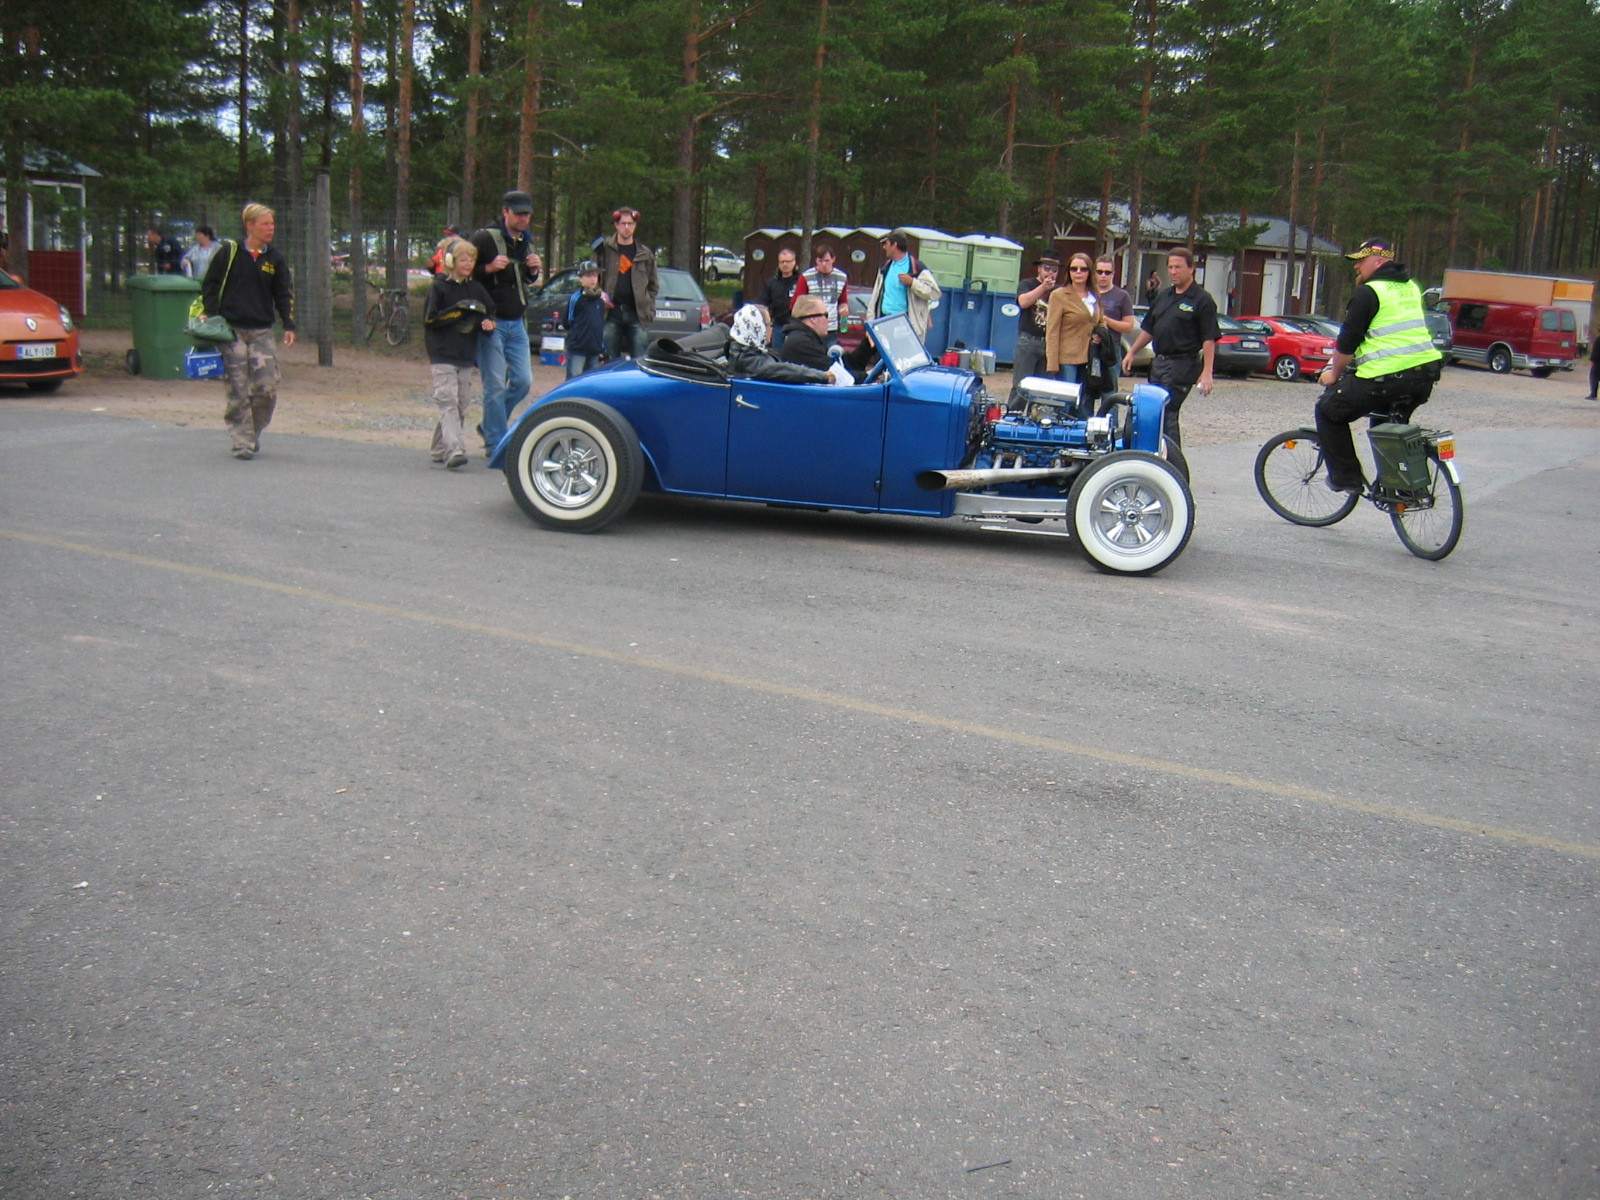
[672,6,701,271]
[463,0,483,226]
[237,0,251,201]
[348,0,366,340]
[393,0,413,288]
[1446,42,1479,263]
[517,2,541,196]
[997,18,1025,239]
[799,0,828,267]
[285,0,302,205]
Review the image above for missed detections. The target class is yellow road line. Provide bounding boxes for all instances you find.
[6,527,1598,863]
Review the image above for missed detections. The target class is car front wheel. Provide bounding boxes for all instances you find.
[504,399,644,533]
[1067,451,1194,576]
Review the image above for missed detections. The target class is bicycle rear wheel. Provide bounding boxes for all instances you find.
[364,302,384,342]
[1254,429,1360,526]
[1390,449,1463,560]
[386,303,411,346]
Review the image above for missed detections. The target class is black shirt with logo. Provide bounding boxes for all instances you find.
[1141,283,1220,357]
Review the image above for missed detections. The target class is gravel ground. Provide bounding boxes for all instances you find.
[10,328,1598,450]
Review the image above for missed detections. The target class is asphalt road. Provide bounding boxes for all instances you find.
[3,406,1598,1199]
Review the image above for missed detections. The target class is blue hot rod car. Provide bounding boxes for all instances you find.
[489,313,1194,575]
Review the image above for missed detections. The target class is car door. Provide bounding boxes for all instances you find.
[725,378,888,509]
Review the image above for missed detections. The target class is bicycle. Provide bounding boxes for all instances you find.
[364,288,412,346]
[1254,405,1464,560]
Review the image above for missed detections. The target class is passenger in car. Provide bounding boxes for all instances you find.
[727,304,833,384]
[776,295,834,371]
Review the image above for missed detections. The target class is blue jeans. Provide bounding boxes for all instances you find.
[566,352,599,379]
[477,321,532,453]
[604,308,649,360]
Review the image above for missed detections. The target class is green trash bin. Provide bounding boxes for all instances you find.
[126,274,203,380]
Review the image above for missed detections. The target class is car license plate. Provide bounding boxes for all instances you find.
[656,310,684,321]
[18,343,56,359]
[1242,339,1264,349]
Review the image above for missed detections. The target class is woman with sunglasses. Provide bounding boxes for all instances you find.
[1045,253,1106,400]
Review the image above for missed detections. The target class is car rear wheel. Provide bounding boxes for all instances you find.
[1530,366,1554,379]
[1273,355,1302,382]
[503,399,644,533]
[1067,451,1193,576]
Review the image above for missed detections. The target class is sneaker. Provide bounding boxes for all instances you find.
[446,451,468,469]
[232,447,253,460]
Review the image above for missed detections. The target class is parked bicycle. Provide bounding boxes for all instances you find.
[1254,405,1464,560]
[364,288,411,346]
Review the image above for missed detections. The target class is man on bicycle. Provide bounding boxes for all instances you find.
[1315,237,1443,493]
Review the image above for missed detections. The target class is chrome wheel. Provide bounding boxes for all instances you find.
[504,399,644,532]
[530,428,607,510]
[1067,451,1193,575]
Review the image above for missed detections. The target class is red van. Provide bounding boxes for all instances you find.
[1443,299,1577,377]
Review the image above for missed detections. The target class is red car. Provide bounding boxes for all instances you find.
[1236,315,1337,382]
[0,269,82,393]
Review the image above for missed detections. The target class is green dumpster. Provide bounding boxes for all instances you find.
[126,274,202,379]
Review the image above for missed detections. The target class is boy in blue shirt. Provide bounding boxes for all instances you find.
[562,260,609,378]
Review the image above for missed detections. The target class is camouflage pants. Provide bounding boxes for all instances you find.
[429,363,476,460]
[220,327,280,451]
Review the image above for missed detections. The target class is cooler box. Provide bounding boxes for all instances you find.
[184,349,224,379]
[540,334,566,368]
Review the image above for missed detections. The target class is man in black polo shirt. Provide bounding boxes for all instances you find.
[1122,248,1218,445]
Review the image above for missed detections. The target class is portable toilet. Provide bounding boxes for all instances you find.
[898,226,969,290]
[844,226,890,290]
[741,228,790,294]
[962,233,1025,365]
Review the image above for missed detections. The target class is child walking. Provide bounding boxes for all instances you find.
[423,238,496,468]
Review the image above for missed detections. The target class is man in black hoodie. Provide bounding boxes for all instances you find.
[776,294,834,370]
[201,202,295,460]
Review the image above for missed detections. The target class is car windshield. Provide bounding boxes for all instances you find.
[0,270,19,290]
[867,312,932,375]
[658,269,705,302]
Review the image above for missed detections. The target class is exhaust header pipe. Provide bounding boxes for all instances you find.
[916,466,1076,492]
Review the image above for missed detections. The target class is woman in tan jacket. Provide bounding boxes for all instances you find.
[1044,252,1105,386]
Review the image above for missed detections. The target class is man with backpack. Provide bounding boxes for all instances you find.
[469,190,543,455]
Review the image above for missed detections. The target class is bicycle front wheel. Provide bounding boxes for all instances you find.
[1390,450,1463,560]
[1254,429,1360,527]
[386,303,411,346]
[364,302,384,342]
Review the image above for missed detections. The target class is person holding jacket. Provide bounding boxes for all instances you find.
[867,229,941,341]
[1044,253,1105,400]
[200,202,295,460]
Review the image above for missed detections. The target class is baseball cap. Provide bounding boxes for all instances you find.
[501,190,534,214]
[1345,237,1395,261]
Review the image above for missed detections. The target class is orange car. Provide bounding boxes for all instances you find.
[0,269,82,393]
